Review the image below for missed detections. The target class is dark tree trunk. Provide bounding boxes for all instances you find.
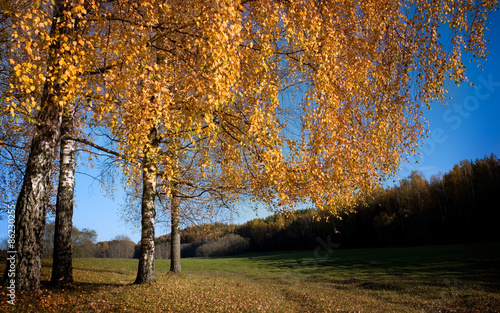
[1,0,74,291]
[1,131,56,291]
[170,187,181,273]
[51,108,76,285]
[134,127,158,284]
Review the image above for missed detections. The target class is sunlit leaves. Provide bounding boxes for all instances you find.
[5,0,496,218]
[123,0,495,214]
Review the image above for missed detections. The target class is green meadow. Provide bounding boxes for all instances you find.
[1,242,499,312]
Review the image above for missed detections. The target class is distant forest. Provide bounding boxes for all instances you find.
[25,154,500,259]
[156,153,500,257]
[331,153,500,248]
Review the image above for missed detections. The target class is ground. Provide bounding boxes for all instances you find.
[1,242,499,312]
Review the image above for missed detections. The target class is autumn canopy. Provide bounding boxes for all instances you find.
[1,0,497,291]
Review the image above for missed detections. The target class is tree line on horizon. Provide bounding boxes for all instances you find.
[30,154,497,259]
[338,153,500,248]
[150,154,496,254]
[236,154,500,251]
[172,154,500,254]
[40,225,137,259]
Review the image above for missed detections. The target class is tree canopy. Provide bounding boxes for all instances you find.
[1,0,497,290]
[87,0,498,211]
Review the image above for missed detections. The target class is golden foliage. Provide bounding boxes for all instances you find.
[4,0,498,215]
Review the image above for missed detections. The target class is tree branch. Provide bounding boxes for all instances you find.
[71,137,124,159]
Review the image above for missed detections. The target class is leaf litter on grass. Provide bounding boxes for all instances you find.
[1,242,499,312]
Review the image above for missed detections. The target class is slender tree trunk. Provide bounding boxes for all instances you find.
[51,107,76,284]
[1,0,74,291]
[170,186,181,273]
[50,0,85,285]
[135,127,158,284]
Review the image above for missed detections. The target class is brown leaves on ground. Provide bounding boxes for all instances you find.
[1,248,499,313]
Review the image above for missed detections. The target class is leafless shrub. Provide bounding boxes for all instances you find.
[195,234,250,257]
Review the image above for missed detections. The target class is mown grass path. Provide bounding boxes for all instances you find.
[1,242,499,312]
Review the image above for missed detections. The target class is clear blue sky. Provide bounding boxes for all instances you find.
[1,10,499,244]
[399,9,500,180]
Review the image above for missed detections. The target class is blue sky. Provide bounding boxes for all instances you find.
[399,10,500,180]
[1,10,499,244]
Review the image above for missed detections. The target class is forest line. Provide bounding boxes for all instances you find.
[24,154,498,260]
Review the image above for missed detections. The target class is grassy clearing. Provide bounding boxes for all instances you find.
[1,242,499,312]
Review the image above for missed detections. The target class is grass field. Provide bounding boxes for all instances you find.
[1,242,500,312]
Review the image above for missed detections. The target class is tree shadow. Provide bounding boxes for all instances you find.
[236,243,500,292]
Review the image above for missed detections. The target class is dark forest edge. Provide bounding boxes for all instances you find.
[171,153,500,256]
[2,153,498,259]
[151,153,500,257]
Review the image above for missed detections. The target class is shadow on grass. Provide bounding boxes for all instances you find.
[236,242,500,292]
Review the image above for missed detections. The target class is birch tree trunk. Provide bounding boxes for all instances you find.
[170,186,181,273]
[134,127,158,284]
[51,107,76,284]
